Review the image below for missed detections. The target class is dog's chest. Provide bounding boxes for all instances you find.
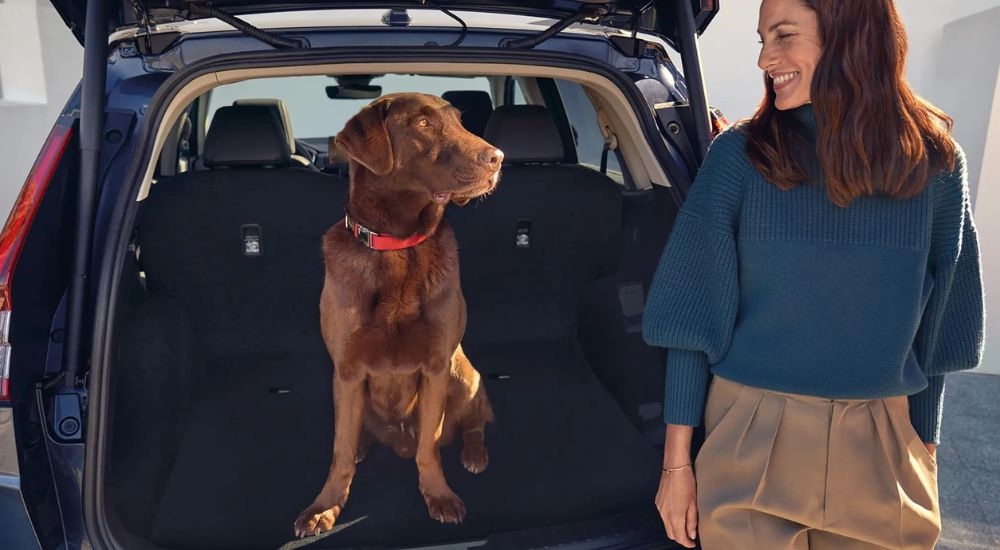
[370,268,429,326]
[367,248,453,325]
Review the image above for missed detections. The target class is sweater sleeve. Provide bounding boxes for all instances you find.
[909,147,985,443]
[642,129,746,426]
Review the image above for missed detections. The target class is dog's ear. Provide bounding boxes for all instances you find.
[334,99,394,176]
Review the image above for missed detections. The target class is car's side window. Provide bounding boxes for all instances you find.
[504,76,528,105]
[513,81,527,105]
[555,80,621,174]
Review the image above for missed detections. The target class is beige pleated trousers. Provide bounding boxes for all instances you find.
[695,376,941,550]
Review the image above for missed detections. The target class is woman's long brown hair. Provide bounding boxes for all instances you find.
[745,0,957,207]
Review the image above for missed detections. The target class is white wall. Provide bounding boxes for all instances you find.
[0,0,47,105]
[697,2,767,122]
[930,7,1000,203]
[0,2,82,216]
[976,66,1000,375]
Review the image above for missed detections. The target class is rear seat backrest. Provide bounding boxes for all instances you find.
[138,104,348,357]
[447,105,623,345]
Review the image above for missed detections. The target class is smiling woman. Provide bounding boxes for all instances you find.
[644,0,984,549]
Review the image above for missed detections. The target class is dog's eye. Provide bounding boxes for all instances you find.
[415,118,430,128]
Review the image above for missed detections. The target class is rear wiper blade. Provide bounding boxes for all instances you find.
[500,6,608,49]
[185,2,308,49]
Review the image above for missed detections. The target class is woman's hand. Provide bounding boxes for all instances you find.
[656,466,698,548]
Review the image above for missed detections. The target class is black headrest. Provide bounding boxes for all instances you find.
[442,90,494,137]
[483,105,564,163]
[203,105,291,167]
[233,98,298,155]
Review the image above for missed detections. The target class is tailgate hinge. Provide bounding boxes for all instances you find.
[126,0,156,55]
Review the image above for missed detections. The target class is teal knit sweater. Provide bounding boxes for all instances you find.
[642,106,984,443]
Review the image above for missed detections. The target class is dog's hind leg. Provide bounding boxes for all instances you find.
[451,346,493,475]
[459,389,492,474]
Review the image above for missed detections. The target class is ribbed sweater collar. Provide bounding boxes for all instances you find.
[787,103,823,183]
[791,103,818,136]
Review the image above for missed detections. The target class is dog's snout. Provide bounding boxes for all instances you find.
[478,148,503,168]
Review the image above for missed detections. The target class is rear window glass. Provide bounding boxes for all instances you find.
[206,74,492,140]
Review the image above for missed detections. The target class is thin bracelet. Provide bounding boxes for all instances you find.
[662,463,692,473]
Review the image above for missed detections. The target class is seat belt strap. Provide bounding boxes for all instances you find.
[596,107,637,191]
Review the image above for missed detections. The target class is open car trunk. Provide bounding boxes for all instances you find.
[106,177,669,548]
[106,175,669,548]
[104,155,682,548]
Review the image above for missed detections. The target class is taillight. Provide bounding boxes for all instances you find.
[709,107,730,137]
[0,123,73,402]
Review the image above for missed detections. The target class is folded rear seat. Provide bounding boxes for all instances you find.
[448,105,624,346]
[137,104,348,357]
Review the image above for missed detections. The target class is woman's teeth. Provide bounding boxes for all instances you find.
[773,72,798,84]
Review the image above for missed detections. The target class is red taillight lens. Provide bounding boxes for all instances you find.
[709,107,730,137]
[0,123,73,402]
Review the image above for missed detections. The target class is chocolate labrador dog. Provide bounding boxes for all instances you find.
[293,93,502,538]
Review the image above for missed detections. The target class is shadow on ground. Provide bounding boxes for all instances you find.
[936,371,1000,550]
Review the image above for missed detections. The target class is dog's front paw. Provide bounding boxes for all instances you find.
[423,489,467,524]
[293,503,343,538]
[461,442,489,474]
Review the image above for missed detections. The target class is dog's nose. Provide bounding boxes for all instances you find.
[478,147,503,168]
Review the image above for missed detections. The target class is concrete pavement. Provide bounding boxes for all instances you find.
[936,371,1000,549]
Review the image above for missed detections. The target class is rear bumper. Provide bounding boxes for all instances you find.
[1,407,42,549]
[0,476,42,549]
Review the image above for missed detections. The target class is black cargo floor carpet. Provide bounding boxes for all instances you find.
[149,340,662,549]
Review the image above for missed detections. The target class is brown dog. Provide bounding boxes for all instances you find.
[293,93,502,538]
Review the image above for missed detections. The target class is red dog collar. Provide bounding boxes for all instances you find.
[344,214,429,251]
